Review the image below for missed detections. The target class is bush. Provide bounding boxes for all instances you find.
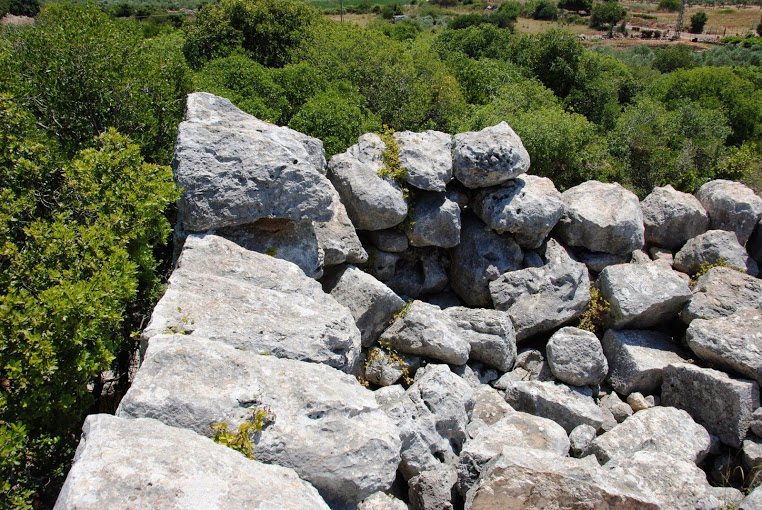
[380,2,403,19]
[590,0,627,33]
[508,29,584,97]
[531,0,559,19]
[689,11,708,33]
[558,0,592,13]
[658,0,680,10]
[652,44,696,73]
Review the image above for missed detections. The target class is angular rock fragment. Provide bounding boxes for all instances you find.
[444,307,516,372]
[686,308,762,385]
[673,229,759,276]
[569,424,597,458]
[368,229,409,253]
[405,192,461,248]
[546,327,608,387]
[117,335,401,507]
[449,213,522,307]
[601,329,686,395]
[143,234,361,372]
[554,180,645,256]
[489,239,590,341]
[465,447,659,509]
[641,184,709,250]
[380,300,471,365]
[314,186,368,266]
[599,392,632,423]
[681,266,762,324]
[697,179,762,246]
[357,492,409,510]
[590,406,711,465]
[328,134,408,231]
[662,363,760,448]
[394,130,454,192]
[322,265,405,348]
[452,122,530,189]
[503,380,604,433]
[408,464,458,510]
[385,365,475,479]
[471,175,564,249]
[55,414,330,510]
[597,262,692,329]
[174,93,334,232]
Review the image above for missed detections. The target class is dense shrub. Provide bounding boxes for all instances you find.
[658,0,680,11]
[652,44,696,73]
[508,29,584,97]
[689,11,708,33]
[558,0,592,14]
[590,0,627,33]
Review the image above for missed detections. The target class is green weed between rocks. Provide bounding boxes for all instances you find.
[211,405,273,459]
[578,282,610,337]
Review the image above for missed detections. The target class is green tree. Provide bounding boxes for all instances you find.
[652,44,696,73]
[590,0,627,35]
[558,0,592,14]
[433,23,514,60]
[690,11,708,33]
[529,0,559,20]
[658,0,680,11]
[509,29,584,97]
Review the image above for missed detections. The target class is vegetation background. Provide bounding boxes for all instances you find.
[1,0,761,507]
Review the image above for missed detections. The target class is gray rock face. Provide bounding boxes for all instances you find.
[55,414,330,510]
[471,175,564,249]
[385,365,475,479]
[174,93,334,232]
[408,465,458,510]
[686,308,762,385]
[117,335,401,507]
[606,451,738,510]
[328,134,408,231]
[465,447,659,510]
[218,219,323,279]
[578,251,630,274]
[444,307,516,372]
[394,130,454,192]
[662,363,761,448]
[468,385,514,437]
[368,229,409,253]
[546,327,609,386]
[457,412,570,497]
[314,187,368,267]
[489,239,590,341]
[598,262,692,329]
[641,184,709,250]
[380,300,471,365]
[449,214,523,307]
[143,234,361,372]
[599,392,632,423]
[590,406,711,465]
[740,485,762,510]
[452,122,530,189]
[674,229,759,276]
[554,181,645,256]
[406,192,461,248]
[322,265,405,348]
[601,329,686,395]
[503,380,604,433]
[358,492,409,510]
[697,179,762,246]
[682,266,762,324]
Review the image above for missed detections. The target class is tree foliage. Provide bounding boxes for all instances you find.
[689,11,708,33]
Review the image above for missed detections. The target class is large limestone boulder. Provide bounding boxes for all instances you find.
[662,363,760,448]
[314,186,368,267]
[686,308,762,385]
[696,179,762,246]
[380,300,470,365]
[54,414,330,510]
[322,265,405,348]
[444,307,517,372]
[601,329,686,395]
[328,133,408,231]
[546,327,608,387]
[465,447,659,509]
[452,122,530,189]
[117,335,401,507]
[597,262,692,329]
[674,229,759,276]
[449,214,523,307]
[394,130,454,192]
[590,406,711,465]
[142,234,361,372]
[385,364,475,479]
[456,412,570,497]
[174,93,334,232]
[503,380,604,433]
[471,175,564,249]
[405,192,461,248]
[489,239,590,341]
[641,184,709,250]
[554,181,644,256]
[681,266,762,324]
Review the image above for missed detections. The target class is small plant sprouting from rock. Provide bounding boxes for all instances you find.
[394,300,413,321]
[578,282,610,337]
[689,258,734,289]
[365,340,414,385]
[211,405,274,459]
[265,247,278,257]
[377,125,408,192]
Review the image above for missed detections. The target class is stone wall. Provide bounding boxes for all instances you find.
[56,92,762,510]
